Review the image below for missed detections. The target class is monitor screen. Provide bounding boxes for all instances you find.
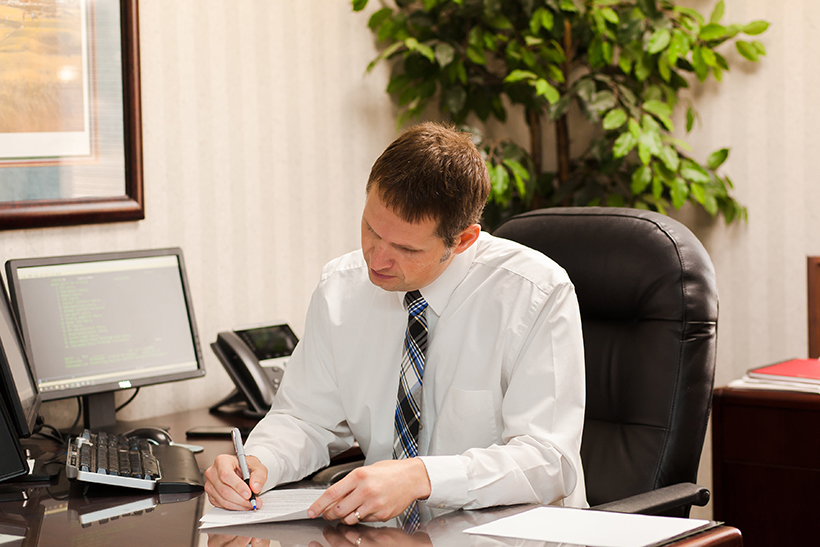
[0,276,40,438]
[5,248,204,428]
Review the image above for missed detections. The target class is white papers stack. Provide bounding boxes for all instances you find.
[464,506,711,547]
[200,488,325,529]
[729,376,820,394]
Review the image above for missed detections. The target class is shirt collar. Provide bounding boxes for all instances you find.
[397,234,480,317]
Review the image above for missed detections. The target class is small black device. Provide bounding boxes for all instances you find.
[185,425,251,439]
[0,273,41,486]
[210,323,298,417]
[0,276,41,439]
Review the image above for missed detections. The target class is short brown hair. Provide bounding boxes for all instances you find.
[366,123,490,247]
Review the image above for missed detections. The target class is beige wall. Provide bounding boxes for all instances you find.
[1,0,814,519]
[0,1,396,424]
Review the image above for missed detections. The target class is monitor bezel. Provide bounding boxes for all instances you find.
[0,278,41,438]
[5,247,205,403]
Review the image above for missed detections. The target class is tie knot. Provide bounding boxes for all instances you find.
[405,290,427,316]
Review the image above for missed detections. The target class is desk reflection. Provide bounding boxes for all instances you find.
[203,505,564,547]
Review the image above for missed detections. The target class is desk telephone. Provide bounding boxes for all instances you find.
[210,323,299,418]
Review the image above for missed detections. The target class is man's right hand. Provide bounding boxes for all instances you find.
[205,454,268,511]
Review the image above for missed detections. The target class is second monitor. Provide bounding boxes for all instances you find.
[6,248,205,430]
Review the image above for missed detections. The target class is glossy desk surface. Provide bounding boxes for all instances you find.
[0,408,741,547]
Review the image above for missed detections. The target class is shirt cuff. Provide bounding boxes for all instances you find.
[245,445,281,493]
[418,455,469,509]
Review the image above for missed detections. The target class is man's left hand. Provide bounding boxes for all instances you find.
[308,458,431,524]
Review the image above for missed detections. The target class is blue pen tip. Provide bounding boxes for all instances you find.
[251,498,258,511]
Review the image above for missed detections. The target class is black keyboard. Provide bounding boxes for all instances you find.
[66,430,162,490]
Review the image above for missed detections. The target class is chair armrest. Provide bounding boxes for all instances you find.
[309,460,364,485]
[591,483,710,516]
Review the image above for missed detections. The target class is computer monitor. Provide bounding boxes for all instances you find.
[0,276,40,438]
[5,248,205,430]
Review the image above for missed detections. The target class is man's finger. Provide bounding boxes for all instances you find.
[246,455,267,495]
[308,478,357,519]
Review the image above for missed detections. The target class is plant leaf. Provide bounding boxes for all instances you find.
[613,132,638,158]
[603,108,628,130]
[710,0,725,24]
[601,8,619,24]
[686,106,696,132]
[671,177,689,209]
[659,146,680,171]
[368,8,392,30]
[534,79,561,104]
[700,23,726,42]
[505,69,538,83]
[631,165,652,194]
[736,41,759,61]
[647,28,672,54]
[352,0,368,12]
[681,161,711,184]
[444,86,467,115]
[707,148,730,170]
[435,42,455,67]
[744,20,770,35]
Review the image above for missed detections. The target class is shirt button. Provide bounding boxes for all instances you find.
[419,424,424,430]
[437,503,445,508]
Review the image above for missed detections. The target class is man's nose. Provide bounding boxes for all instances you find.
[369,242,393,270]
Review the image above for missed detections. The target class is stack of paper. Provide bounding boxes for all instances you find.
[730,358,820,394]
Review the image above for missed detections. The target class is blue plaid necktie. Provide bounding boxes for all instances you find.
[393,290,427,533]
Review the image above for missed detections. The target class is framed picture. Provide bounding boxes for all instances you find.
[0,0,142,230]
[809,257,820,358]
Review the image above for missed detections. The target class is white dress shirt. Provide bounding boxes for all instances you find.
[245,231,588,509]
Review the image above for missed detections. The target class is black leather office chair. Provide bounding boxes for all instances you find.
[493,207,718,517]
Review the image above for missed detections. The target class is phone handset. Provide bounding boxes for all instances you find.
[210,323,298,418]
[214,331,276,412]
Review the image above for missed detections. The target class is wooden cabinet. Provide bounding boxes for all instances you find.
[712,387,820,547]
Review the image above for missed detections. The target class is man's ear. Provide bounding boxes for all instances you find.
[453,224,481,255]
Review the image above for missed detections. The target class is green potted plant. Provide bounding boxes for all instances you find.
[352,0,768,228]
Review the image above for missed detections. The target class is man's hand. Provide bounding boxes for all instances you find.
[308,458,431,524]
[205,454,268,511]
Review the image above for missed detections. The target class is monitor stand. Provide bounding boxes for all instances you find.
[83,392,118,431]
[81,392,168,434]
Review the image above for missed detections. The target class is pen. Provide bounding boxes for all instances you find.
[231,427,258,510]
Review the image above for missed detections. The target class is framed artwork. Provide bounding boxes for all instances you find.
[0,0,142,230]
[809,257,820,358]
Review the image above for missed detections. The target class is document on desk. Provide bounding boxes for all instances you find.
[199,488,325,529]
[464,506,711,547]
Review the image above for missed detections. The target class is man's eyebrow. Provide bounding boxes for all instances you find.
[363,218,424,253]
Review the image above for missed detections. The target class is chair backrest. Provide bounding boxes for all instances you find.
[493,207,718,510]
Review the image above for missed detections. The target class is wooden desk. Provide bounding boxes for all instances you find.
[0,407,740,547]
[712,387,820,547]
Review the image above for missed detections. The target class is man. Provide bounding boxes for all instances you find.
[205,123,587,525]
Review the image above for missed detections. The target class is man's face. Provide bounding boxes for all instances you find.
[361,191,456,292]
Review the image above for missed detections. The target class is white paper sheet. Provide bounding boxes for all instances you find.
[464,506,710,547]
[200,488,326,529]
[729,376,820,394]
